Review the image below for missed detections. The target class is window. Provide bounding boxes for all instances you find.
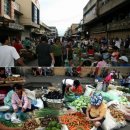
[4,0,11,16]
[32,2,39,24]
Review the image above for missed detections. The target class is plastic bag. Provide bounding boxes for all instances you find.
[96,82,103,91]
[11,113,22,124]
[102,110,120,130]
[64,93,75,102]
[61,124,69,130]
[34,98,44,109]
[84,85,95,97]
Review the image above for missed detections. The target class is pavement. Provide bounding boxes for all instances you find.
[24,74,95,89]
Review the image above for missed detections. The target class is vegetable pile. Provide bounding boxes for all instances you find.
[22,119,39,130]
[70,96,90,110]
[59,112,90,130]
[0,118,22,128]
[109,106,125,122]
[34,108,59,118]
[39,116,59,127]
[45,91,63,99]
[45,120,62,130]
[119,96,129,105]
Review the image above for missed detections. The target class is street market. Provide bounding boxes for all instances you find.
[0,67,130,130]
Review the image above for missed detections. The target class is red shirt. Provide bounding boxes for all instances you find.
[88,49,94,55]
[13,42,23,53]
[71,85,83,94]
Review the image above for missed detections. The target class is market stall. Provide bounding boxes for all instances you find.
[0,71,130,130]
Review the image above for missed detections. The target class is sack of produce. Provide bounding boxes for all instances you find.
[109,106,127,128]
[102,110,120,130]
[84,85,95,97]
[96,82,103,91]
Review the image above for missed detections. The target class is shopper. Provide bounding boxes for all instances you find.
[52,37,62,66]
[111,46,120,66]
[0,35,25,67]
[36,35,55,66]
[86,93,107,130]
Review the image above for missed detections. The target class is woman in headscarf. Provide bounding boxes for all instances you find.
[86,93,107,130]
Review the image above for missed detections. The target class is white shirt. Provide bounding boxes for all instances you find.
[0,45,20,67]
[115,40,121,49]
[62,79,74,86]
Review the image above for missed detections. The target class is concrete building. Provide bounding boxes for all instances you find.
[31,22,51,38]
[48,26,58,39]
[64,27,71,37]
[83,0,130,40]
[0,0,40,40]
[0,0,24,38]
[64,24,79,38]
[16,0,40,40]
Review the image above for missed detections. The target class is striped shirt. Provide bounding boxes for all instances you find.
[12,92,31,110]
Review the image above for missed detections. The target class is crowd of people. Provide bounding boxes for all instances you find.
[0,35,130,67]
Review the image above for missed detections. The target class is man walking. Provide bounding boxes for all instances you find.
[0,35,25,67]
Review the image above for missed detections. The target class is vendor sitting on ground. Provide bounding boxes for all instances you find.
[62,79,83,96]
[11,83,36,113]
[86,93,107,130]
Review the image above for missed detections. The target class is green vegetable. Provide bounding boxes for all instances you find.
[69,96,90,111]
[35,108,59,118]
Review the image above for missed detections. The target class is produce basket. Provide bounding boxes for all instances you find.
[46,99,63,109]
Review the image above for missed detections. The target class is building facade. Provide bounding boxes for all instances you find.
[0,0,40,40]
[83,0,130,40]
[0,0,24,39]
[16,0,40,40]
[48,26,58,39]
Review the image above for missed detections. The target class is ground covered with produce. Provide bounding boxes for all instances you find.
[0,75,130,130]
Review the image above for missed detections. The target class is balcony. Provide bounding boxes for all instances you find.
[107,17,130,31]
[14,2,22,15]
[83,0,97,15]
[99,0,128,15]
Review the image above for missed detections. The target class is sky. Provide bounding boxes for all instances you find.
[39,0,89,36]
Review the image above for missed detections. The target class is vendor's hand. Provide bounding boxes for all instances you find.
[14,109,18,113]
[86,117,90,121]
[22,108,26,112]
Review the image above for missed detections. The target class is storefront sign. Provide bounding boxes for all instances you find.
[9,23,24,30]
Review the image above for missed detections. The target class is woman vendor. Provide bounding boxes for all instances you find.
[62,79,83,96]
[11,83,33,113]
[86,93,107,130]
